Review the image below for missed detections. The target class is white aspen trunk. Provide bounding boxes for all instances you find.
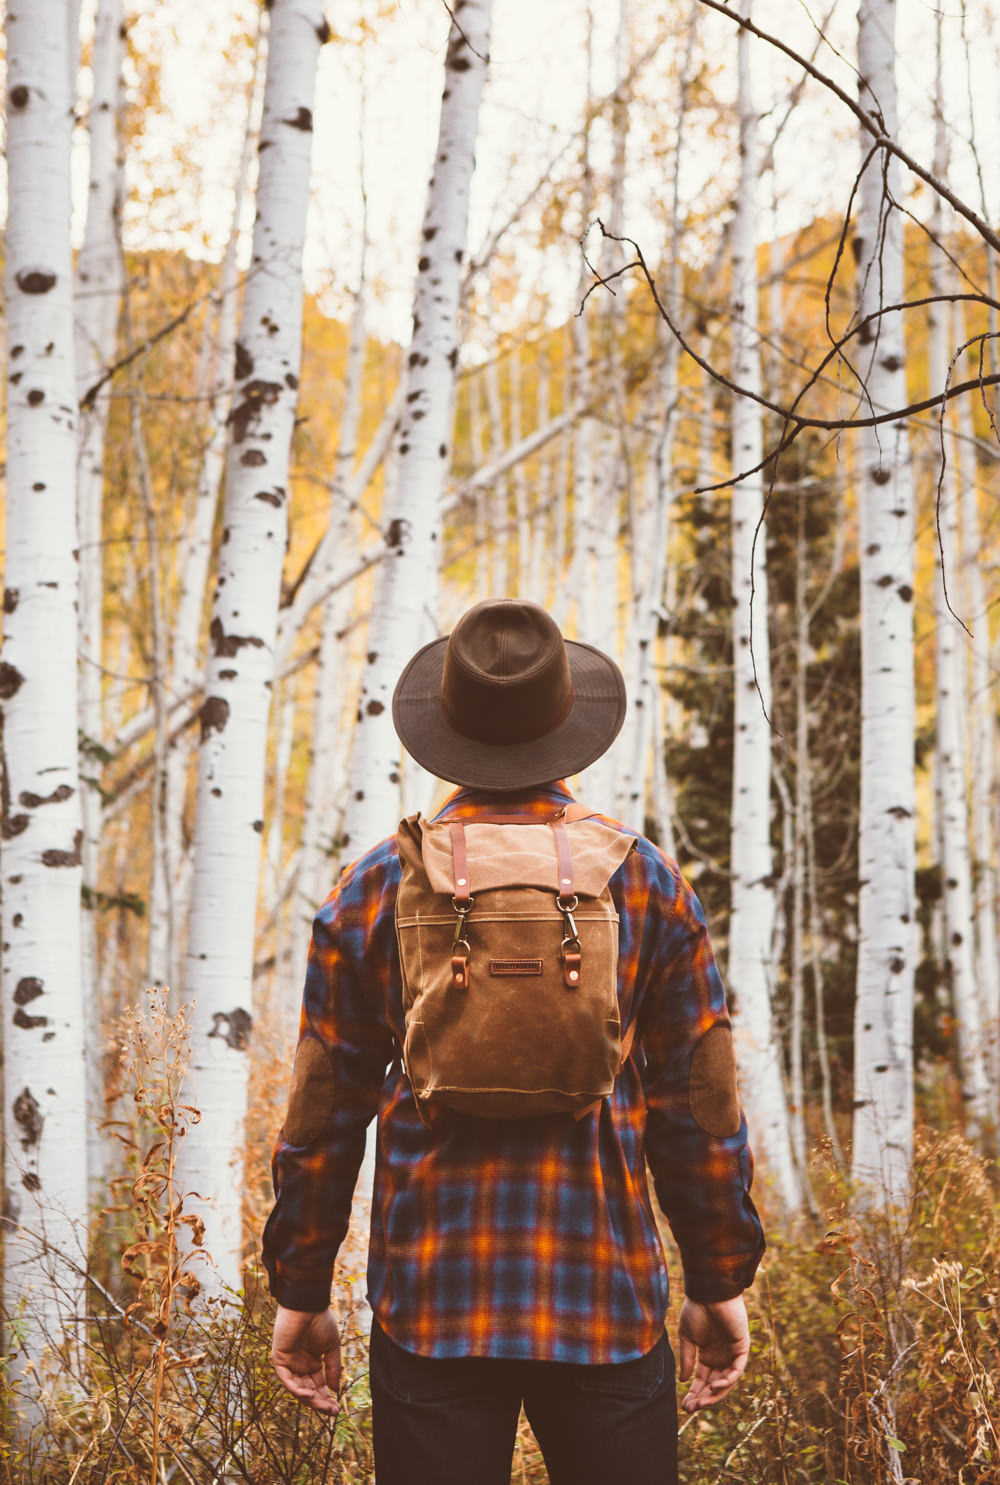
[955,305,1000,1101]
[728,1,801,1214]
[510,348,531,594]
[163,39,263,1003]
[529,351,551,602]
[469,376,491,596]
[578,0,629,806]
[620,0,697,828]
[851,0,916,1207]
[338,0,492,867]
[2,0,89,1410]
[551,331,574,626]
[293,274,369,972]
[75,0,125,1211]
[485,344,510,597]
[928,43,990,1133]
[176,0,327,1296]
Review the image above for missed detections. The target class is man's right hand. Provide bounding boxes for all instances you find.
[677,1294,750,1412]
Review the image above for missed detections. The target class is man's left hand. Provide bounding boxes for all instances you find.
[271,1304,342,1417]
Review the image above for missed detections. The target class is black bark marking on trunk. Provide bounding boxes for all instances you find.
[367,651,378,664]
[13,978,43,1005]
[418,256,431,271]
[9,84,29,108]
[229,380,283,443]
[22,1172,40,1190]
[254,488,284,506]
[448,347,458,369]
[354,789,364,801]
[389,770,400,784]
[3,814,29,840]
[406,390,422,403]
[285,107,313,131]
[386,518,411,550]
[3,589,19,614]
[208,1007,252,1051]
[15,269,57,295]
[875,574,893,587]
[219,669,237,680]
[13,1088,43,1149]
[211,617,265,657]
[398,442,410,456]
[439,443,448,457]
[422,226,438,241]
[897,584,913,602]
[871,466,892,486]
[33,482,46,491]
[240,449,266,467]
[234,341,254,380]
[285,372,298,389]
[316,18,331,42]
[253,819,263,833]
[19,783,73,808]
[366,699,385,716]
[14,1007,49,1030]
[881,355,902,373]
[41,829,83,868]
[200,695,230,740]
[0,663,25,699]
[10,372,23,386]
[887,805,912,819]
[27,389,45,406]
[12,913,22,927]
[211,787,222,797]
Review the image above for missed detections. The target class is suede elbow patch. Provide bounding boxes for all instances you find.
[689,1025,741,1137]
[283,1036,335,1146]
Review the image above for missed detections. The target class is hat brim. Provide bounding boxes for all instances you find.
[391,636,627,792]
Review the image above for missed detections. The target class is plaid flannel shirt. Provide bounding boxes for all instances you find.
[262,781,765,1364]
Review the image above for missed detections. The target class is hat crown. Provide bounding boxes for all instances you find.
[441,600,574,744]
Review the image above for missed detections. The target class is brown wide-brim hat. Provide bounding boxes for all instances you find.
[391,598,627,792]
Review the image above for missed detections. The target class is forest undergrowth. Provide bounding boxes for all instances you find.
[1,990,997,1484]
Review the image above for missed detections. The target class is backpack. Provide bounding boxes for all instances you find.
[394,801,638,1123]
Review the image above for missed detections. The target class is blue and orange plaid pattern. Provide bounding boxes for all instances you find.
[262,782,765,1363]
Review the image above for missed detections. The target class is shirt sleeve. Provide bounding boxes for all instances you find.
[261,872,394,1311]
[636,852,766,1303]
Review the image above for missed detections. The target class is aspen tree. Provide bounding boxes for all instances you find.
[177,0,328,1294]
[954,306,999,1101]
[620,0,698,828]
[293,272,369,973]
[851,0,917,1206]
[928,24,990,1131]
[75,0,126,1208]
[728,0,801,1212]
[2,0,89,1407]
[338,0,493,865]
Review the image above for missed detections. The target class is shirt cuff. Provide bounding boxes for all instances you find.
[267,1270,333,1312]
[682,1250,763,1303]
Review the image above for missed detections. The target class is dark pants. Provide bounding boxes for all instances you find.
[368,1316,678,1485]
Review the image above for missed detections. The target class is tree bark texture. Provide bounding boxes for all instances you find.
[728,0,801,1214]
[2,0,89,1402]
[177,0,326,1294]
[75,0,126,1210]
[850,0,917,1206]
[338,0,492,866]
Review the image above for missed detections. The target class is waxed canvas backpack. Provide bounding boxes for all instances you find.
[394,801,638,1123]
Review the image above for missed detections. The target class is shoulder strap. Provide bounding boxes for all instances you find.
[456,800,599,825]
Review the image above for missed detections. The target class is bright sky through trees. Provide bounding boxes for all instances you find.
[79,0,1000,347]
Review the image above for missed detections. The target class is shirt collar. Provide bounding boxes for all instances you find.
[432,779,575,821]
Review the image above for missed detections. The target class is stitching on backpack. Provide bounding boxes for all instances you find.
[489,959,543,976]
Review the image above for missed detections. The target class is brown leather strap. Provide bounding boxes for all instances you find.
[450,822,471,907]
[550,821,575,899]
[572,1018,639,1121]
[556,801,599,823]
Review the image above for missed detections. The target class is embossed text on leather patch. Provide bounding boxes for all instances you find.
[489,958,543,976]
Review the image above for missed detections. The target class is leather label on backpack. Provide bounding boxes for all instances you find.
[489,958,543,976]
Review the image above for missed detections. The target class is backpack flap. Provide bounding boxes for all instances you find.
[395,812,637,1120]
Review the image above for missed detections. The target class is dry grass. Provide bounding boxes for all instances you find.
[2,990,997,1484]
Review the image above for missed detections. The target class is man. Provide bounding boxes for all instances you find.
[262,598,765,1485]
